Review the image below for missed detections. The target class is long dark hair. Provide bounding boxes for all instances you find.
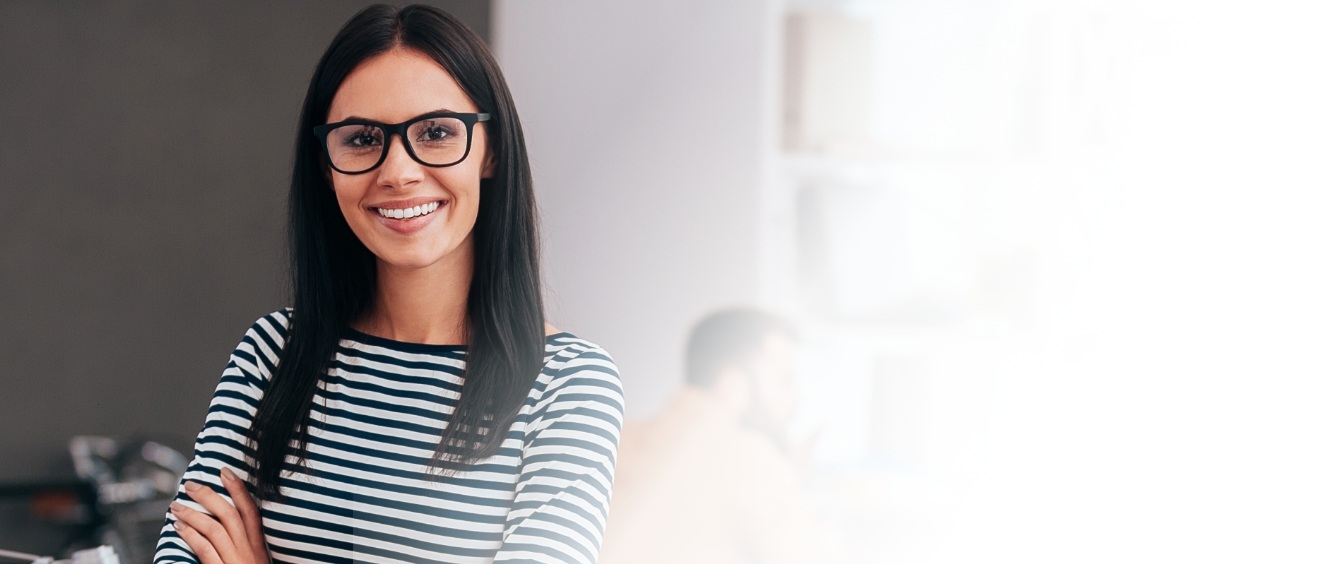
[245,4,544,501]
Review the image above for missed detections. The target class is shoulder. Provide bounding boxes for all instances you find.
[245,307,294,341]
[541,334,623,395]
[545,333,619,371]
[227,308,294,384]
[529,333,625,426]
[237,308,294,356]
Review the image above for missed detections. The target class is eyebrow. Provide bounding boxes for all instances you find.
[336,109,462,123]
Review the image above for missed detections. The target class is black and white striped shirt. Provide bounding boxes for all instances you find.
[153,309,624,563]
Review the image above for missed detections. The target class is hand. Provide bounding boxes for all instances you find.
[170,467,270,564]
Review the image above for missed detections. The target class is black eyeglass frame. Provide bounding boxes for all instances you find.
[312,111,492,175]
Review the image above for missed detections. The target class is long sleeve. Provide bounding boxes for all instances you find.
[153,310,288,564]
[493,345,626,564]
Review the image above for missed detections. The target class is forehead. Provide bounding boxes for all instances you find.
[326,47,478,123]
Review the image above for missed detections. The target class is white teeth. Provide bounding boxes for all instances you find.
[375,201,442,220]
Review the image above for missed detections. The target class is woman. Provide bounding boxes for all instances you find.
[153,5,624,563]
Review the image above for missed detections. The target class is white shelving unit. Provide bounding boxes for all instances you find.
[763,5,1050,560]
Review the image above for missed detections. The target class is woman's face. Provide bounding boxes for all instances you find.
[325,47,492,272]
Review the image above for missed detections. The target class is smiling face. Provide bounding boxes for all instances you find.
[325,47,493,272]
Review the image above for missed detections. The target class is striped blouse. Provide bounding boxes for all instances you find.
[153,309,625,563]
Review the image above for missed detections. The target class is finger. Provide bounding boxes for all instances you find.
[171,501,239,563]
[185,478,252,550]
[174,518,223,564]
[221,467,269,563]
[172,496,245,564]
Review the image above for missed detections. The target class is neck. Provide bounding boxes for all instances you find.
[356,239,474,345]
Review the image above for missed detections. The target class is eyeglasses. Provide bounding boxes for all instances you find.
[312,111,491,174]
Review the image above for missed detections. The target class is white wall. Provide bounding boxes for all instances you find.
[493,0,775,416]
[495,2,1321,561]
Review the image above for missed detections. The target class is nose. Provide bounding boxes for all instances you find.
[375,132,424,189]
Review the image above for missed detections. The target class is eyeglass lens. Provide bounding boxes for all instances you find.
[325,116,469,172]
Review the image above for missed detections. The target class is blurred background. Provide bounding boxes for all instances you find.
[2,0,1319,562]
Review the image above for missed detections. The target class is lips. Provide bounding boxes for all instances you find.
[373,200,441,219]
[369,198,448,235]
[369,197,447,220]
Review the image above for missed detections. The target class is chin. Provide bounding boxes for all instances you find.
[350,217,475,272]
[374,248,453,270]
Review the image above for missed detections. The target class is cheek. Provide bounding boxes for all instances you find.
[329,175,368,206]
[461,183,481,220]
[329,179,375,234]
[431,171,482,219]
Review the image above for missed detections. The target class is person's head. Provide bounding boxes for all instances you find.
[320,47,491,274]
[684,309,800,433]
[249,4,544,501]
[291,3,534,294]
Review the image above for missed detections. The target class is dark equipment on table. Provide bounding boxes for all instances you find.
[0,436,188,563]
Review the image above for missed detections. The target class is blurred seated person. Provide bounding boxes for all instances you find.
[599,309,849,564]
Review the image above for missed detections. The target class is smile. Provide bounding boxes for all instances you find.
[372,200,444,220]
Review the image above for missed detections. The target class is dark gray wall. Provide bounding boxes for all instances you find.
[0,0,490,554]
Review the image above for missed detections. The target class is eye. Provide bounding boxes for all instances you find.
[336,125,383,149]
[419,125,452,142]
[348,131,382,147]
[413,119,460,144]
